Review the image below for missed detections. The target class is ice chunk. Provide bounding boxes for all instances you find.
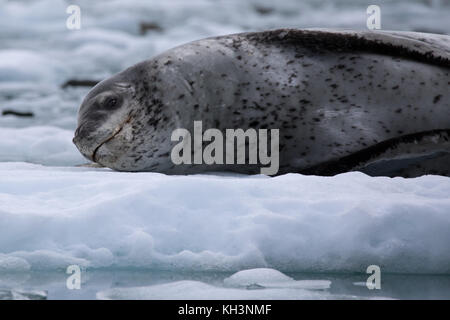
[0,289,47,300]
[96,280,339,300]
[224,268,331,290]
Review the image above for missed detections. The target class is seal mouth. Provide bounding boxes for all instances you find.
[92,115,133,163]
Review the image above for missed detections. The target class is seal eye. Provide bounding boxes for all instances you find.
[105,97,118,108]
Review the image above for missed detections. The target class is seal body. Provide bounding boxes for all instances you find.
[73,29,450,177]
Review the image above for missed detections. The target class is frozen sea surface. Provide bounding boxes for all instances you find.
[0,162,450,299]
[1,0,450,299]
[1,162,450,274]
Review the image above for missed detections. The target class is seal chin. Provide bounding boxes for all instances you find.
[92,143,115,167]
[91,119,135,169]
[93,138,131,170]
[92,124,125,163]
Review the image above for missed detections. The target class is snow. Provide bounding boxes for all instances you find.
[0,162,449,274]
[0,0,449,299]
[0,127,85,166]
[0,50,62,83]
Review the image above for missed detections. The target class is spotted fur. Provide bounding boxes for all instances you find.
[73,29,450,177]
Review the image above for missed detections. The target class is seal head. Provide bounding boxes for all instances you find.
[73,74,137,165]
[73,60,176,172]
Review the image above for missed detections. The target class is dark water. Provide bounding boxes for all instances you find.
[1,270,449,300]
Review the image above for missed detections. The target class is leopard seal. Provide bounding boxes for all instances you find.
[73,29,450,177]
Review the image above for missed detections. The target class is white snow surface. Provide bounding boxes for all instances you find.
[0,127,85,166]
[0,0,449,287]
[0,162,449,274]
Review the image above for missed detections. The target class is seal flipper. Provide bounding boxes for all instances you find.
[302,129,450,177]
[358,151,450,178]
